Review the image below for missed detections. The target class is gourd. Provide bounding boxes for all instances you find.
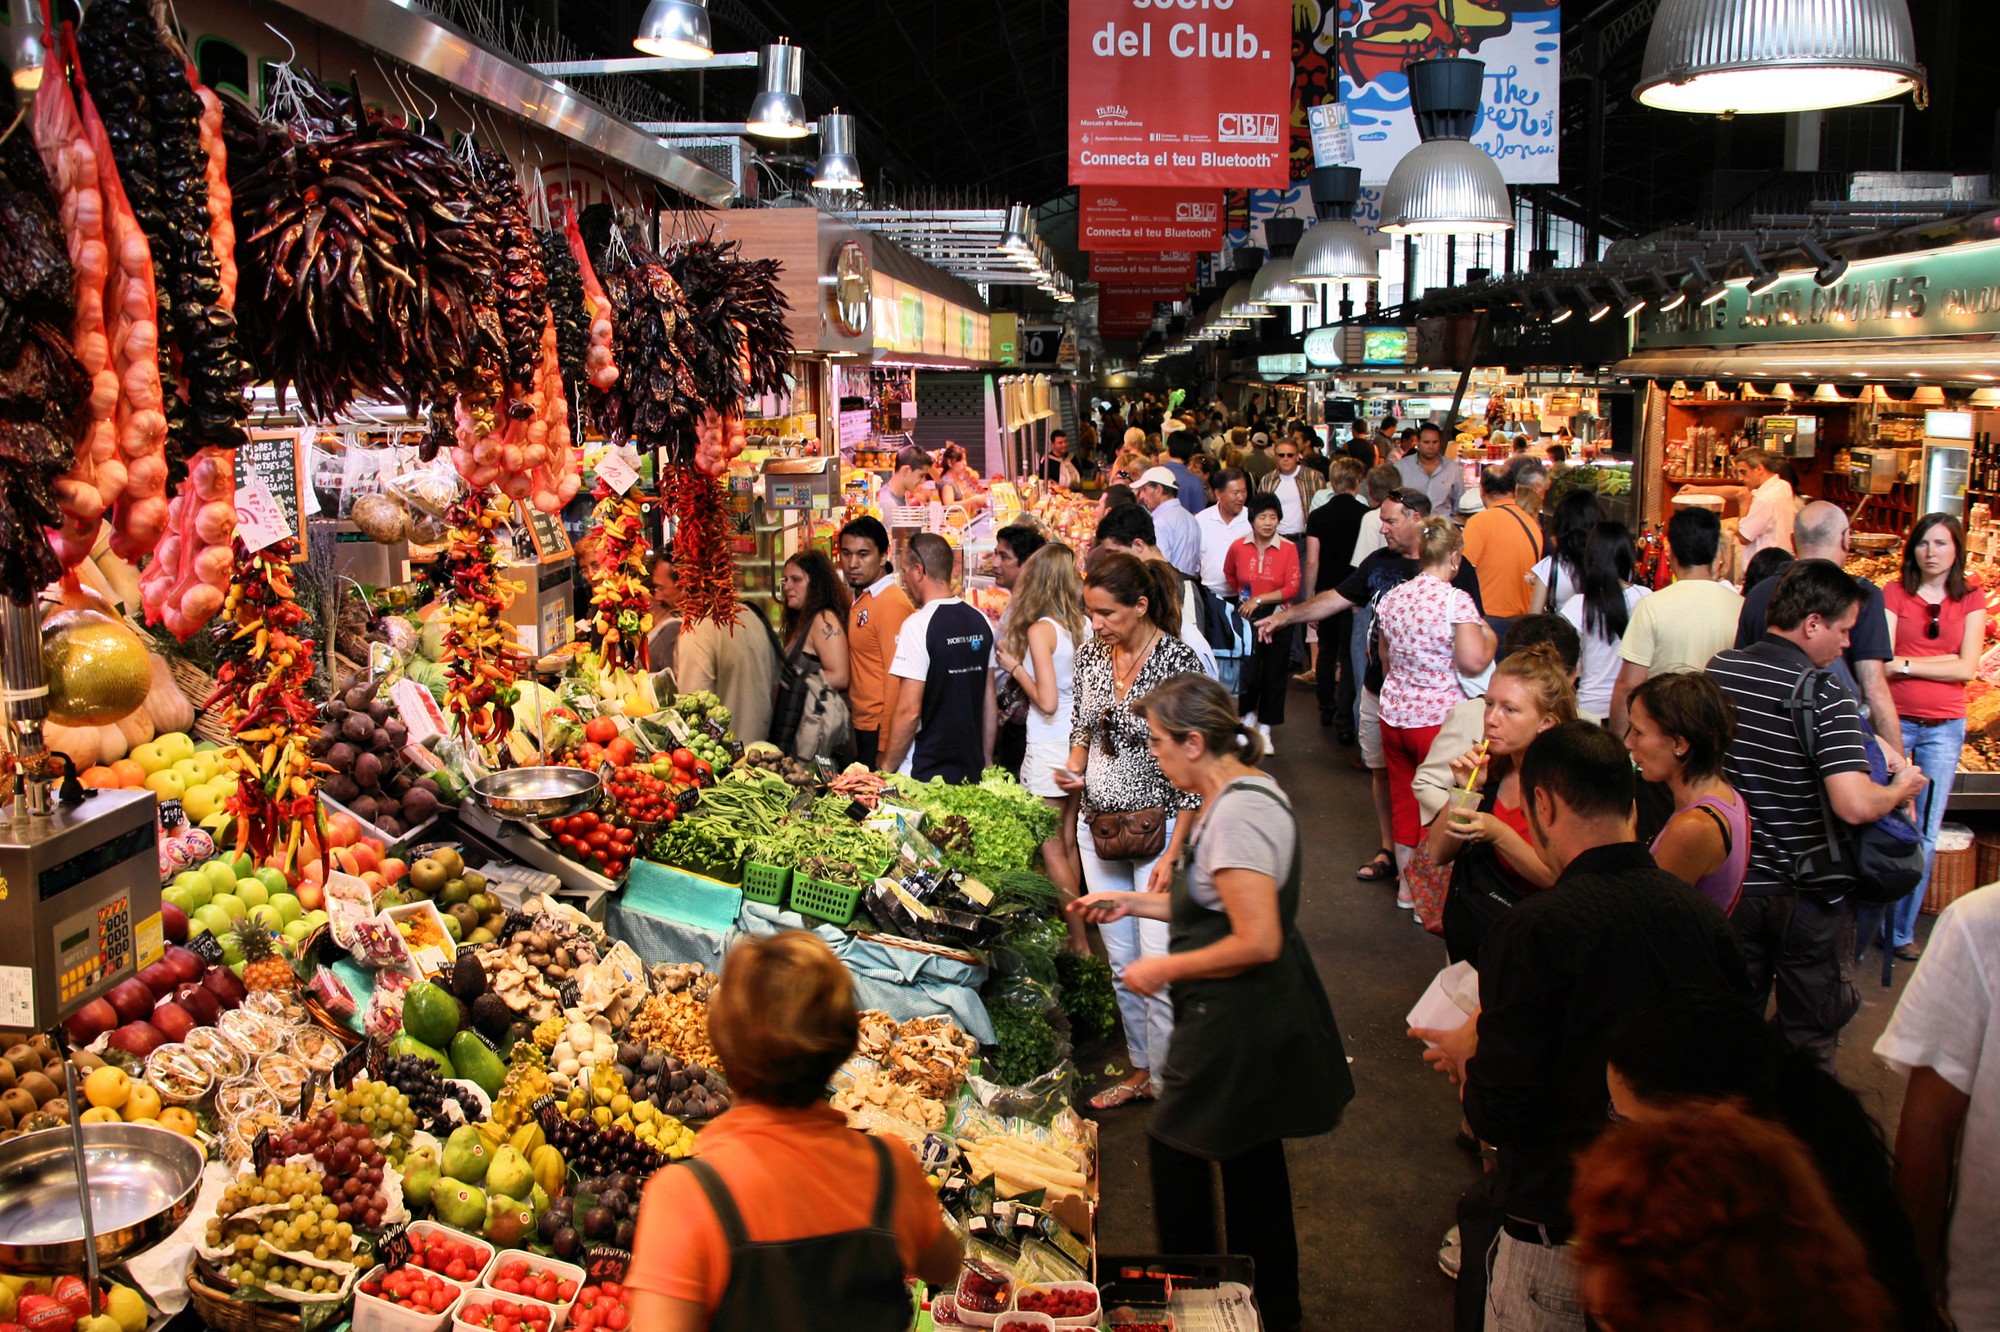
[95,723,130,764]
[115,709,153,752]
[42,721,101,770]
[142,654,193,734]
[43,605,152,724]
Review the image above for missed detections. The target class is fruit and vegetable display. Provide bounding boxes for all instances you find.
[583,483,652,671]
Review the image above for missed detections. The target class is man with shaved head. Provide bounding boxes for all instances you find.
[1734,499,1903,762]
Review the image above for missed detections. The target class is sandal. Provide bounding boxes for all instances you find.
[1356,849,1396,882]
[1087,1081,1156,1111]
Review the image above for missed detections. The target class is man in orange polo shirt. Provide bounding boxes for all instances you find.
[838,516,914,770]
[1460,463,1544,640]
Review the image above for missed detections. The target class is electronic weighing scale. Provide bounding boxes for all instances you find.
[0,790,161,1030]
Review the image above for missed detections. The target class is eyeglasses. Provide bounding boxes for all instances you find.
[1927,601,1943,639]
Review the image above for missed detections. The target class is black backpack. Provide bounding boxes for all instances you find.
[1782,667,1925,906]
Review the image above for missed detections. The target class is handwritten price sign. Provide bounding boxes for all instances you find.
[235,473,293,553]
[597,449,642,495]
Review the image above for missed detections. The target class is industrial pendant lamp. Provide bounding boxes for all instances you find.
[811,111,863,190]
[747,40,811,139]
[633,0,712,60]
[1249,219,1319,308]
[1294,167,1381,286]
[1636,0,1923,114]
[1379,59,1514,236]
[1227,249,1277,320]
[9,29,43,91]
[1000,205,1033,256]
[1609,276,1647,318]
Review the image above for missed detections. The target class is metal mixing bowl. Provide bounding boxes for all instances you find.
[470,766,602,821]
[0,1122,205,1272]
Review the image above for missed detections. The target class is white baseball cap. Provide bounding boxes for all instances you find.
[1136,466,1180,491]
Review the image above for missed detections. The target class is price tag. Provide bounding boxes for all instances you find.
[251,1126,274,1172]
[376,1221,411,1271]
[596,449,641,495]
[235,473,292,553]
[334,1038,370,1088]
[584,1249,632,1285]
[187,931,225,966]
[556,977,581,1010]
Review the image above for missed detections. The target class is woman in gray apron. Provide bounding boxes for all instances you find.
[1071,673,1354,1332]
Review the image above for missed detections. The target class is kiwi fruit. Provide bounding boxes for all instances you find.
[0,1059,17,1093]
[0,1088,36,1122]
[0,1103,15,1131]
[42,1061,68,1095]
[4,1045,39,1078]
[17,1072,58,1106]
[69,1050,103,1073]
[20,1109,64,1132]
[27,1034,53,1061]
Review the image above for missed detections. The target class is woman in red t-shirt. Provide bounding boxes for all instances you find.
[1879,513,1988,959]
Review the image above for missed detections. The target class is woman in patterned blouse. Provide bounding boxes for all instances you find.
[1055,551,1204,1110]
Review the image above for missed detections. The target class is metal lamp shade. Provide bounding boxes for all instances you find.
[1379,139,1512,236]
[1292,218,1380,285]
[812,112,863,190]
[1225,278,1275,320]
[10,29,43,90]
[1249,257,1317,309]
[747,42,811,138]
[633,0,712,59]
[1636,0,1922,114]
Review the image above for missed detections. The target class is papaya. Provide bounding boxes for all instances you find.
[449,1030,505,1097]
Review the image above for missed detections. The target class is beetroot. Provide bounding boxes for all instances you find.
[353,751,383,790]
[342,714,376,744]
[107,1021,166,1058]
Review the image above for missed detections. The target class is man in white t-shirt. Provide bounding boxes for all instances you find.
[1195,468,1252,597]
[882,533,995,783]
[1734,448,1796,558]
[1876,886,2000,1331]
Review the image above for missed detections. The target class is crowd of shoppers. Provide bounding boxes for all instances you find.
[641,402,1998,1331]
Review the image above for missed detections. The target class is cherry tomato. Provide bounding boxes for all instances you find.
[572,811,598,832]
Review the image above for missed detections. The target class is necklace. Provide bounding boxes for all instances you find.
[1111,628,1159,698]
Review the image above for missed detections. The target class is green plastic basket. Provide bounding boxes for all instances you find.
[741,860,792,907]
[790,876,864,928]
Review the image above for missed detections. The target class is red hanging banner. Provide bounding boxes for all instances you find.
[1098,289,1170,337]
[1068,0,1292,190]
[1079,189,1225,252]
[1089,251,1200,282]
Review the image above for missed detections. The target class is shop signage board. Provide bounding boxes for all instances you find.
[1258,353,1309,375]
[1304,326,1345,367]
[1089,251,1200,282]
[1297,1,1561,184]
[1079,189,1226,251]
[1068,0,1291,189]
[1633,240,2000,349]
[235,428,308,562]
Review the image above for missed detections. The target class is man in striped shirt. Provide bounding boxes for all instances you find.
[1706,560,1928,1068]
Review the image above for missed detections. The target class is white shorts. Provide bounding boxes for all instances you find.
[1021,737,1073,799]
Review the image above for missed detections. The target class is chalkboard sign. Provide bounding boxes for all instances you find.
[512,498,572,565]
[236,428,309,563]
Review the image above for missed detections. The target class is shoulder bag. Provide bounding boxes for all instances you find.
[1088,807,1168,862]
[1438,786,1526,966]
[763,614,855,765]
[1783,667,1924,905]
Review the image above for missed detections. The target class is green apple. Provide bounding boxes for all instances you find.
[249,903,283,930]
[229,959,245,977]
[284,921,312,946]
[202,860,238,898]
[193,740,219,752]
[161,886,188,914]
[254,867,288,896]
[158,732,195,764]
[130,741,171,775]
[439,913,463,942]
[185,917,210,940]
[171,759,203,784]
[270,893,302,926]
[221,936,244,966]
[305,910,330,927]
[144,770,187,801]
[233,881,269,910]
[227,853,256,879]
[195,904,233,935]
[180,784,223,822]
[210,893,245,920]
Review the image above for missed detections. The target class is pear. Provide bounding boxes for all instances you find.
[442,1123,490,1184]
[483,1193,534,1247]
[402,1144,441,1208]
[485,1144,535,1201]
[430,1178,487,1232]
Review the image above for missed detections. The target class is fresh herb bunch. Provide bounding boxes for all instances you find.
[1055,950,1119,1044]
[986,1002,1061,1086]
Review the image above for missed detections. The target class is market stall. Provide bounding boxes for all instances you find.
[0,2,1125,1327]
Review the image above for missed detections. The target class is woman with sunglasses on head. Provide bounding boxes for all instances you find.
[1054,551,1204,1110]
[1877,513,1986,961]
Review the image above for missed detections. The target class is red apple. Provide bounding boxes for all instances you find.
[162,945,205,984]
[135,960,180,999]
[201,965,246,1010]
[63,998,118,1046]
[324,812,360,849]
[293,880,324,911]
[149,1001,195,1043]
[106,977,156,1024]
[106,1021,166,1059]
[349,842,381,874]
[171,982,221,1025]
[377,857,408,885]
[161,900,188,943]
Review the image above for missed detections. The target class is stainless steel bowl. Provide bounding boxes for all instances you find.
[471,766,602,821]
[0,1123,206,1272]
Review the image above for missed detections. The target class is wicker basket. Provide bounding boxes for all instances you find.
[1925,842,1979,915]
[186,1255,310,1332]
[166,658,233,745]
[1976,831,2000,888]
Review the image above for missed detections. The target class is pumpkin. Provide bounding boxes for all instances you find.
[43,606,152,724]
[142,655,194,735]
[115,709,153,752]
[95,724,129,764]
[41,721,100,770]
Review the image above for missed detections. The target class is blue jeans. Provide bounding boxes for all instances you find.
[1868,717,1963,949]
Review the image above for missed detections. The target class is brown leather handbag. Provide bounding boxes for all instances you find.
[1087,806,1168,862]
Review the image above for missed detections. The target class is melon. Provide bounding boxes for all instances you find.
[43,608,152,725]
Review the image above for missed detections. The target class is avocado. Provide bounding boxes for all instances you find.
[401,981,460,1048]
[451,953,488,1003]
[470,993,513,1041]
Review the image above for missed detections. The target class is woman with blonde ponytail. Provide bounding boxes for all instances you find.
[1070,673,1351,1332]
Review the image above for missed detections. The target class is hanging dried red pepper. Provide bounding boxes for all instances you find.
[659,464,735,629]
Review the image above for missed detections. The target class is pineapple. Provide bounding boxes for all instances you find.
[234,919,295,994]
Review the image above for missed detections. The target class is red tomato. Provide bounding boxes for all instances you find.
[571,811,598,832]
[694,758,713,778]
[605,737,637,767]
[611,826,635,845]
[584,717,620,745]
